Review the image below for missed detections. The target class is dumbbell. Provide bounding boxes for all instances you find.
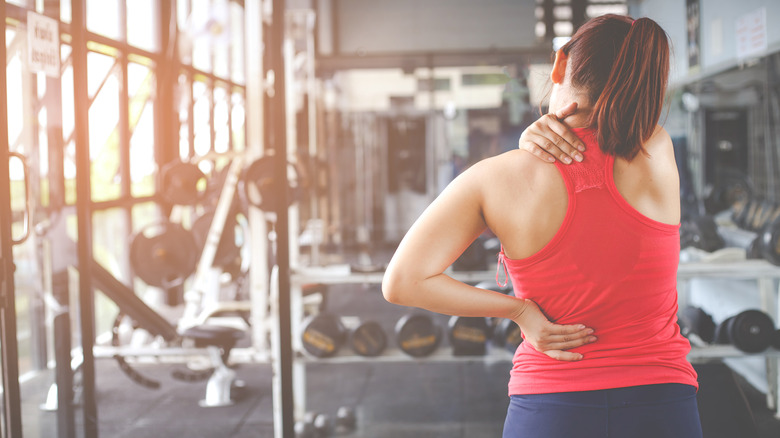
[348,319,387,357]
[395,313,442,357]
[677,306,716,344]
[492,318,524,352]
[300,313,346,358]
[704,173,751,215]
[301,314,388,358]
[679,215,724,252]
[448,316,491,356]
[713,309,775,353]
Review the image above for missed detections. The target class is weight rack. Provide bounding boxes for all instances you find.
[283,260,780,421]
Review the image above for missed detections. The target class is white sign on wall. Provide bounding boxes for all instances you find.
[736,7,767,60]
[27,11,60,77]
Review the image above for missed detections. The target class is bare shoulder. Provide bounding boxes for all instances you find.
[469,149,559,185]
[643,126,674,161]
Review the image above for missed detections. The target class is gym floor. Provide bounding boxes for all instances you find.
[20,280,780,438]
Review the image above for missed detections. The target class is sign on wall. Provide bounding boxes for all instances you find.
[27,11,60,77]
[736,7,767,60]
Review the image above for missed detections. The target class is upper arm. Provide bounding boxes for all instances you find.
[383,162,491,303]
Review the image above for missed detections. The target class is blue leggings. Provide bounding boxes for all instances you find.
[503,383,702,438]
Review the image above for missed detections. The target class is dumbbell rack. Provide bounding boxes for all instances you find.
[288,260,780,420]
[677,259,780,417]
[289,266,509,420]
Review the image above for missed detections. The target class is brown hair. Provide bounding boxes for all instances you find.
[560,15,670,159]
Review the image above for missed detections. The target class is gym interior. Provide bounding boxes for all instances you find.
[2,0,780,437]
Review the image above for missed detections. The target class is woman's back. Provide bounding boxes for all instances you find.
[477,125,679,261]
[476,126,696,394]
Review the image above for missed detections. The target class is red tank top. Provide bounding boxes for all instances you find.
[498,128,698,395]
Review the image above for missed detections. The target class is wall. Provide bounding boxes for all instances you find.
[328,0,538,55]
[635,0,780,85]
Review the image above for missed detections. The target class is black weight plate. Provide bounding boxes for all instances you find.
[191,210,242,270]
[705,172,752,215]
[494,318,523,352]
[761,215,780,266]
[241,156,302,212]
[395,314,441,357]
[678,306,716,343]
[349,320,387,357]
[300,313,345,358]
[130,222,199,288]
[713,317,733,345]
[448,316,489,356]
[727,309,774,353]
[161,161,207,205]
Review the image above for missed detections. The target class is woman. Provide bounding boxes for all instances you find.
[382,14,702,438]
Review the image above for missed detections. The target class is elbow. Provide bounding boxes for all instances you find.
[381,269,412,306]
[381,274,403,305]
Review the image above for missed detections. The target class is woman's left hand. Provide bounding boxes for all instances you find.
[512,299,596,361]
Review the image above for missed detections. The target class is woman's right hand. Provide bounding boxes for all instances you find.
[519,102,586,164]
[512,298,596,361]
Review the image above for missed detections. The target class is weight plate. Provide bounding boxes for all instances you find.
[395,314,441,358]
[160,161,207,205]
[191,209,243,270]
[129,221,199,288]
[349,320,387,357]
[727,309,774,353]
[300,313,346,358]
[678,306,716,343]
[713,317,733,345]
[448,316,489,356]
[241,156,303,212]
[494,318,523,352]
[704,172,751,215]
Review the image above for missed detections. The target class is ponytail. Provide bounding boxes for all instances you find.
[560,15,670,159]
[591,17,669,159]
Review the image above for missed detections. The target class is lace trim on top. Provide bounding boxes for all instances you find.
[567,145,607,193]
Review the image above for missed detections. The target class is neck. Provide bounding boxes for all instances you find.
[550,86,593,128]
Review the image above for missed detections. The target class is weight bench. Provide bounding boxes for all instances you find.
[90,259,246,407]
[181,324,245,407]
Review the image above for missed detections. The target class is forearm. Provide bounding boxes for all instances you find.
[383,272,526,321]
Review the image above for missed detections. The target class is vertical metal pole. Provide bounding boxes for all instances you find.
[270,0,295,436]
[0,1,24,436]
[71,0,99,436]
[245,0,270,355]
[39,3,75,436]
[305,11,320,265]
[52,271,75,438]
